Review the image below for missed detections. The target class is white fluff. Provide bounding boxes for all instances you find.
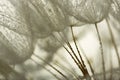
[51,0,112,23]
[0,0,33,64]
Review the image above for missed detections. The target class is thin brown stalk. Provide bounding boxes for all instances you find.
[70,26,85,67]
[95,23,106,80]
[58,32,87,75]
[52,34,85,75]
[70,26,90,79]
[33,54,69,80]
[30,58,62,80]
[78,44,96,80]
[54,62,79,80]
[57,53,79,74]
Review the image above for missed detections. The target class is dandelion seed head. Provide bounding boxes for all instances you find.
[0,0,120,80]
[52,0,112,23]
[0,0,34,64]
[9,0,70,38]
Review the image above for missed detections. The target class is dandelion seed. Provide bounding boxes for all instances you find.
[0,0,120,80]
[51,0,112,23]
[9,0,70,38]
[0,0,33,64]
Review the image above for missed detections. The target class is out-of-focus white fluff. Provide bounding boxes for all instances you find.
[0,0,33,64]
[9,0,70,38]
[51,0,112,23]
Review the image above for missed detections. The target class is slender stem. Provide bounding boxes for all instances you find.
[53,31,91,79]
[59,32,83,69]
[70,26,90,79]
[57,53,79,75]
[54,62,79,80]
[78,44,96,80]
[52,34,85,75]
[95,23,106,80]
[30,58,62,80]
[57,33,86,75]
[70,26,85,67]
[106,18,120,68]
[33,54,69,80]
